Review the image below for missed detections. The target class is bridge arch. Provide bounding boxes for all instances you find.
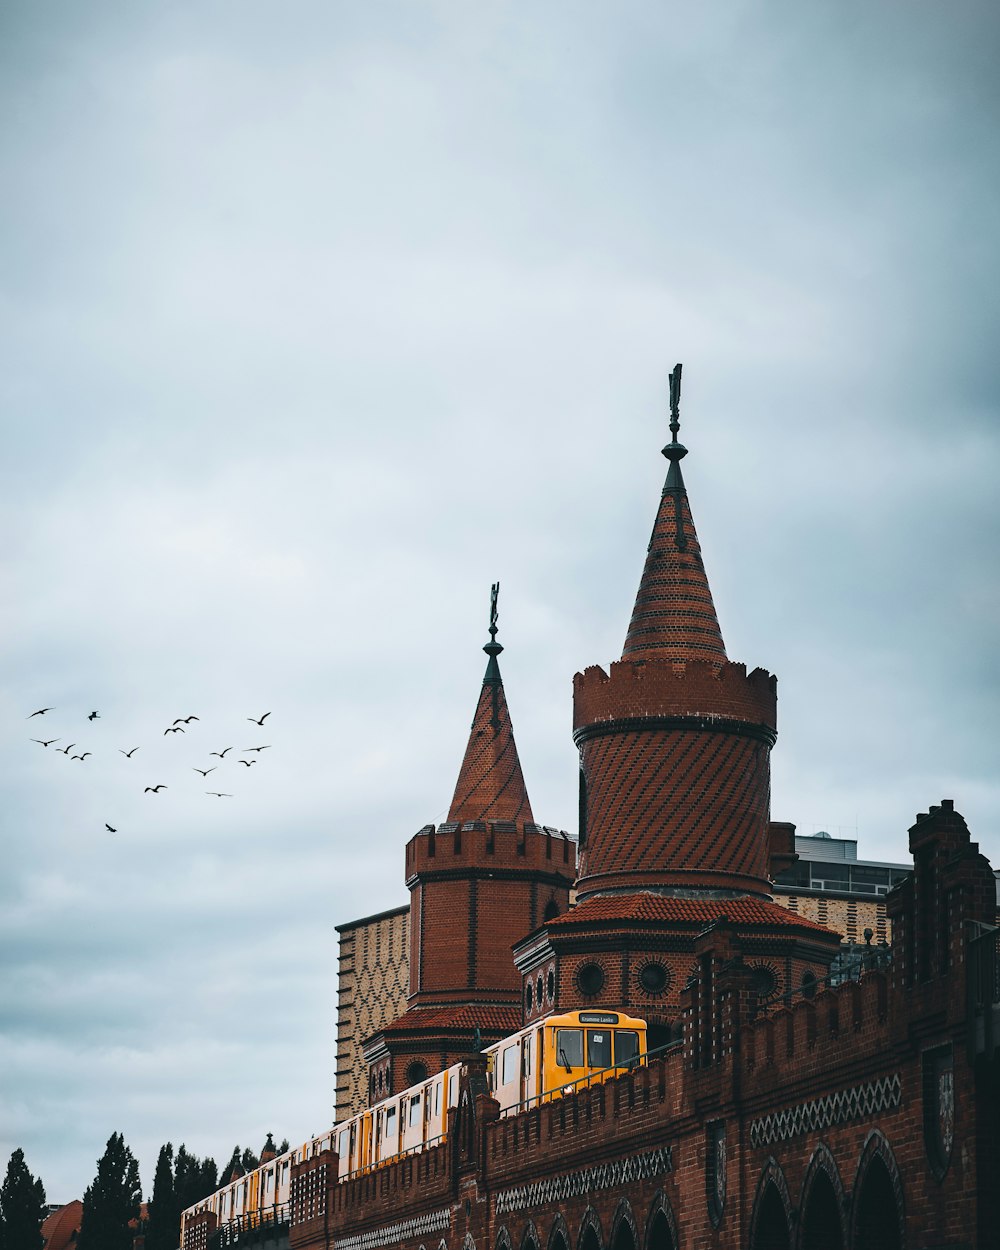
[851,1131,905,1250]
[577,1206,604,1250]
[547,1213,571,1250]
[748,1158,794,1250]
[495,1227,513,1250]
[797,1144,846,1250]
[609,1200,638,1250]
[519,1222,541,1250]
[643,1192,677,1250]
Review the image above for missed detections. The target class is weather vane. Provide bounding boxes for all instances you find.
[668,362,683,445]
[489,581,500,643]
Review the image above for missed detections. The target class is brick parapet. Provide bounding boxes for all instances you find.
[573,659,776,735]
[405,823,576,885]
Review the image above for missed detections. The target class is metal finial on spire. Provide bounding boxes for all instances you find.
[663,363,688,463]
[483,583,503,725]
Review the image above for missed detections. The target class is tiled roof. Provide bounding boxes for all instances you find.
[623,445,728,664]
[547,894,840,938]
[41,1200,83,1250]
[381,1003,522,1036]
[447,659,534,826]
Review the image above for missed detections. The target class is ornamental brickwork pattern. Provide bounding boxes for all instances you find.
[494,1146,675,1216]
[748,1073,902,1147]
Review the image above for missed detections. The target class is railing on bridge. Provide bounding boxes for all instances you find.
[208,1202,290,1250]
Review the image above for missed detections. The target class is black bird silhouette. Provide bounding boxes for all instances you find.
[247,712,270,726]
[164,726,186,735]
[237,759,256,767]
[206,792,233,797]
[88,711,100,721]
[174,716,200,724]
[210,747,233,758]
[105,824,117,833]
[31,738,59,747]
[27,708,54,718]
[119,747,140,758]
[243,745,271,752]
[58,743,76,755]
[72,752,92,761]
[193,766,217,777]
[144,785,167,793]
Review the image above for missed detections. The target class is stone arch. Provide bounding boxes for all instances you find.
[796,1143,847,1250]
[748,1158,794,1250]
[643,1192,678,1250]
[496,1229,514,1250]
[519,1222,541,1250]
[609,1200,638,1250]
[547,1213,571,1250]
[577,1207,604,1250]
[851,1131,905,1250]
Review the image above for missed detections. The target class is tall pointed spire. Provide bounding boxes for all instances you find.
[447,584,535,825]
[622,364,728,664]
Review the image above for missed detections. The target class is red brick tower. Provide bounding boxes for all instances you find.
[515,367,840,1043]
[364,586,576,1097]
[574,363,777,900]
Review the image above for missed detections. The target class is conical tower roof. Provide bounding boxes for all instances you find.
[623,363,728,664]
[447,584,535,825]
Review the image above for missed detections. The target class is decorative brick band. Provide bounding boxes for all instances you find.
[573,715,776,749]
[749,1074,902,1148]
[494,1145,674,1216]
[334,1207,451,1250]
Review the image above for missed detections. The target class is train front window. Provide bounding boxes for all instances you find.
[556,1027,583,1068]
[587,1030,611,1068]
[615,1030,639,1065]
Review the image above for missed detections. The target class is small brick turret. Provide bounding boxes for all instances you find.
[366,587,575,1096]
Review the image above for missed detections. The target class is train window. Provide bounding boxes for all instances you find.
[385,1106,397,1142]
[435,1081,441,1115]
[556,1028,583,1068]
[587,1030,612,1068]
[409,1095,421,1127]
[338,1129,349,1159]
[502,1044,518,1085]
[615,1030,639,1065]
[523,1034,532,1076]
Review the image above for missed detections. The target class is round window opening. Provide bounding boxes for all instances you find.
[801,971,817,1000]
[547,969,555,1000]
[576,962,605,997]
[638,961,670,996]
[525,982,533,1012]
[405,1061,428,1085]
[750,966,777,998]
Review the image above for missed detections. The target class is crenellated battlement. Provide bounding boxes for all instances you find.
[573,657,776,734]
[405,821,576,882]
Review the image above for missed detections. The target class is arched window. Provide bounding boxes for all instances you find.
[749,1177,791,1250]
[853,1155,902,1250]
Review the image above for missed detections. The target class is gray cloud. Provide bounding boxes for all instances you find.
[1,0,998,1202]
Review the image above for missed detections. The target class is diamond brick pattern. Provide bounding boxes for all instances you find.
[749,1074,902,1148]
[578,726,771,894]
[623,463,726,664]
[448,671,533,825]
[494,1145,674,1217]
[334,1207,451,1250]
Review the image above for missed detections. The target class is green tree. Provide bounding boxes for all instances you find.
[77,1132,141,1250]
[144,1142,175,1250]
[0,1149,46,1250]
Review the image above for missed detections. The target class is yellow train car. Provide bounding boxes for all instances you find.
[485,1009,647,1114]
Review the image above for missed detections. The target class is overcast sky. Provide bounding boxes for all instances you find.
[2,0,998,1205]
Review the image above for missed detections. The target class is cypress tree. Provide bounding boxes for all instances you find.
[0,1149,46,1250]
[77,1133,141,1250]
[144,1143,175,1250]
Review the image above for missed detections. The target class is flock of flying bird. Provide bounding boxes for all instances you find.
[26,706,274,832]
